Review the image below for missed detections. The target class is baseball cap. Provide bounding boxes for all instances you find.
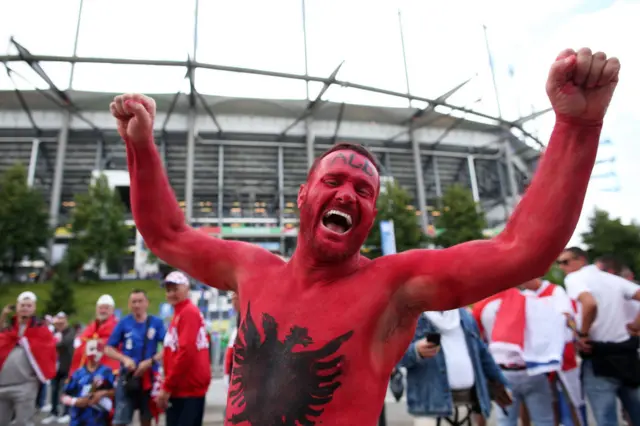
[17,291,37,303]
[96,294,115,307]
[55,311,67,318]
[163,271,190,286]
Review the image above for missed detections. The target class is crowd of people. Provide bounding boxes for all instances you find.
[0,271,211,426]
[397,248,640,426]
[1,249,636,426]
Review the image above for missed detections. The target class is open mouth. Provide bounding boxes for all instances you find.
[322,209,353,234]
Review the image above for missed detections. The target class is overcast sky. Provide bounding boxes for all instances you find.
[1,0,638,244]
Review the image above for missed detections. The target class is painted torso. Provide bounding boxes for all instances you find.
[225,260,416,426]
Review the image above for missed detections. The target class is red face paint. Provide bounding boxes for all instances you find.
[298,150,379,262]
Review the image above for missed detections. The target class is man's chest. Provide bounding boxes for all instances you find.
[122,323,156,351]
[227,277,390,425]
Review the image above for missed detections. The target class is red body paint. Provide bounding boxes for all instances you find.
[125,115,601,425]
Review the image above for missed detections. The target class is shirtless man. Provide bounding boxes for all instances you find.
[110,48,619,425]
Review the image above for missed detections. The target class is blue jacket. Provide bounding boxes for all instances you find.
[399,309,506,418]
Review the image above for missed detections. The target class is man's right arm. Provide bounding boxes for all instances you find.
[122,99,277,290]
[104,322,129,365]
[565,275,597,337]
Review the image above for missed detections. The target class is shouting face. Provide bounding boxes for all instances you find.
[85,339,104,363]
[298,149,379,262]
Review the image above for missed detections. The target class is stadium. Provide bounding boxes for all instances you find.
[0,1,543,278]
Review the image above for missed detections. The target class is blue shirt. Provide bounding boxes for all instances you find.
[65,364,115,426]
[107,314,166,368]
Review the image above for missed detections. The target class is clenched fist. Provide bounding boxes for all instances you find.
[110,93,156,144]
[546,48,620,122]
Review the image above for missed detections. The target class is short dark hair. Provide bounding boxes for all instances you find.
[129,289,148,299]
[595,254,623,275]
[564,247,588,261]
[306,142,380,180]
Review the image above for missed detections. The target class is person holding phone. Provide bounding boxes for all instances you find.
[400,309,510,426]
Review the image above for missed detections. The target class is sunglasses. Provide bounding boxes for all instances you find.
[556,259,571,266]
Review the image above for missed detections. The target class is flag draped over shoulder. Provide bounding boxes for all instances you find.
[0,316,57,382]
[69,315,119,375]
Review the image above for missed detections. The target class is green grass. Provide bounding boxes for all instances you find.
[0,280,167,324]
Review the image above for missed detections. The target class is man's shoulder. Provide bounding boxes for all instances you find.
[149,314,164,323]
[119,314,134,323]
[181,302,204,319]
[564,268,589,285]
[549,283,568,295]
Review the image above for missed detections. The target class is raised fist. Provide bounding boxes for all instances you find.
[546,48,620,122]
[109,93,156,144]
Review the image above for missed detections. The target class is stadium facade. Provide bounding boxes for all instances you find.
[0,41,542,278]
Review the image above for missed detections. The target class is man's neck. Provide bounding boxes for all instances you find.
[288,248,361,286]
[85,362,98,372]
[18,316,30,326]
[133,313,148,322]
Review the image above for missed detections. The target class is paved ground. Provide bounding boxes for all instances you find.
[34,377,607,425]
[33,378,415,425]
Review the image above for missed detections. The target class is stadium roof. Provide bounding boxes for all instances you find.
[0,89,501,133]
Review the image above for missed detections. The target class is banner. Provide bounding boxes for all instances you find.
[379,220,397,256]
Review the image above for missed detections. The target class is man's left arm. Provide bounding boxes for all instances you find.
[153,320,167,363]
[162,311,199,394]
[622,281,640,334]
[383,48,620,312]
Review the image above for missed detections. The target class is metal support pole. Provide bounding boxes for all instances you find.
[94,138,104,170]
[301,0,310,100]
[504,140,519,210]
[277,146,285,228]
[398,8,427,229]
[159,137,167,167]
[193,0,199,61]
[27,138,40,187]
[432,156,442,205]
[411,130,428,230]
[49,113,70,228]
[49,0,83,232]
[496,159,510,221]
[383,152,392,174]
[68,0,84,88]
[301,0,315,168]
[185,107,196,224]
[217,145,224,228]
[467,155,480,203]
[398,10,412,97]
[483,25,502,119]
[305,117,315,168]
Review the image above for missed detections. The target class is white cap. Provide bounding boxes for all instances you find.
[55,311,67,318]
[17,291,37,303]
[96,294,115,307]
[163,271,190,286]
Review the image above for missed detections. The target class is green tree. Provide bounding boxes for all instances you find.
[146,250,158,265]
[543,264,565,286]
[68,174,129,278]
[0,164,51,280]
[433,184,487,248]
[365,180,426,258]
[45,265,76,315]
[581,208,640,274]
